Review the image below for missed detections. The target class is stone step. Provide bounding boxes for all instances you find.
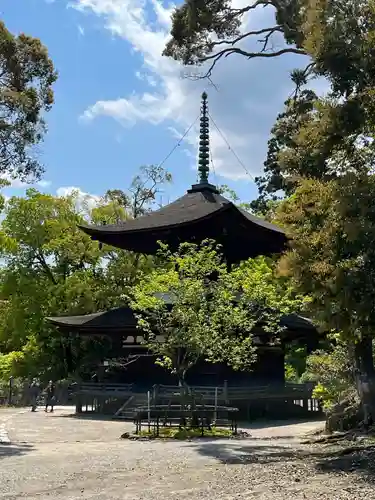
[113,393,151,419]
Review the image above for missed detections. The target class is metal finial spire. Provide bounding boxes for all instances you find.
[188,92,218,194]
[198,91,209,184]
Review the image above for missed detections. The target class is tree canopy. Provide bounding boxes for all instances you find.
[131,240,306,385]
[164,0,372,86]
[267,1,375,424]
[163,0,307,76]
[0,165,171,382]
[0,21,57,181]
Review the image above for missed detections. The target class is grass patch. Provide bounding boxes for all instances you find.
[138,427,234,439]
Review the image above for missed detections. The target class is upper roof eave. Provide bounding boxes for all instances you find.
[78,203,286,239]
[78,202,231,237]
[236,206,286,236]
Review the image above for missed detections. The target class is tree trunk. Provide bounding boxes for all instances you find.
[177,369,189,404]
[177,368,189,386]
[352,335,375,427]
[176,369,189,427]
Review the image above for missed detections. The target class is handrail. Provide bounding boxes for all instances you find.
[77,382,134,393]
[74,382,315,399]
[153,383,314,400]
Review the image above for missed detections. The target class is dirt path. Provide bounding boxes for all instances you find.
[0,407,373,499]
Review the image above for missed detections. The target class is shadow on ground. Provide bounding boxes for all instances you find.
[57,414,324,428]
[56,412,118,422]
[187,440,375,483]
[0,443,34,459]
[316,445,375,479]
[238,417,324,431]
[187,440,310,466]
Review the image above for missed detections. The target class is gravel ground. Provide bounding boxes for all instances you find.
[0,406,373,499]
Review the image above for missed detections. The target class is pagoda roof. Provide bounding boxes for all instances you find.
[78,184,286,259]
[46,306,316,336]
[46,307,137,332]
[78,93,287,261]
[80,187,284,236]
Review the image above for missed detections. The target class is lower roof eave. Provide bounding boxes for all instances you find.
[46,323,136,335]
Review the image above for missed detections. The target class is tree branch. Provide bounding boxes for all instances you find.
[201,46,307,80]
[211,26,283,48]
[35,251,58,285]
[290,62,316,101]
[228,0,274,15]
[106,355,142,368]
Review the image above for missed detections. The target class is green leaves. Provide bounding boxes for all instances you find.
[0,21,57,180]
[302,340,354,410]
[278,174,375,340]
[0,190,106,379]
[163,0,306,70]
[131,241,303,381]
[0,163,173,381]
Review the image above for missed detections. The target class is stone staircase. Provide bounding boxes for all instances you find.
[113,392,150,420]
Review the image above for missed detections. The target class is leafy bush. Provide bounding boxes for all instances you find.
[302,338,355,410]
[0,376,26,405]
[138,427,234,439]
[0,351,26,379]
[285,363,299,382]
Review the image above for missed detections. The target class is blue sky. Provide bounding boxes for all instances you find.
[1,0,314,207]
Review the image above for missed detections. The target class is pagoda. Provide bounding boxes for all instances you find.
[78,92,287,264]
[46,94,320,416]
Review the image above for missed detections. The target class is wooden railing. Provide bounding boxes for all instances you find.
[153,383,315,402]
[76,383,134,395]
[226,384,314,400]
[74,382,315,400]
[154,384,226,400]
[73,381,321,416]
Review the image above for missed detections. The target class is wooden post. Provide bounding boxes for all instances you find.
[223,380,229,405]
[152,384,158,406]
[8,376,13,406]
[303,399,308,415]
[75,395,82,414]
[214,387,218,424]
[147,391,151,432]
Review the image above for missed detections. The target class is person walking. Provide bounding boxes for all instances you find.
[29,378,40,412]
[44,380,56,413]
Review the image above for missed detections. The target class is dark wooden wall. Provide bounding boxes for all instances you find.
[99,342,285,390]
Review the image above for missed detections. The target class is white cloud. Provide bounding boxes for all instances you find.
[0,175,51,189]
[38,180,52,188]
[71,0,325,180]
[56,186,101,212]
[78,24,85,36]
[135,70,158,87]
